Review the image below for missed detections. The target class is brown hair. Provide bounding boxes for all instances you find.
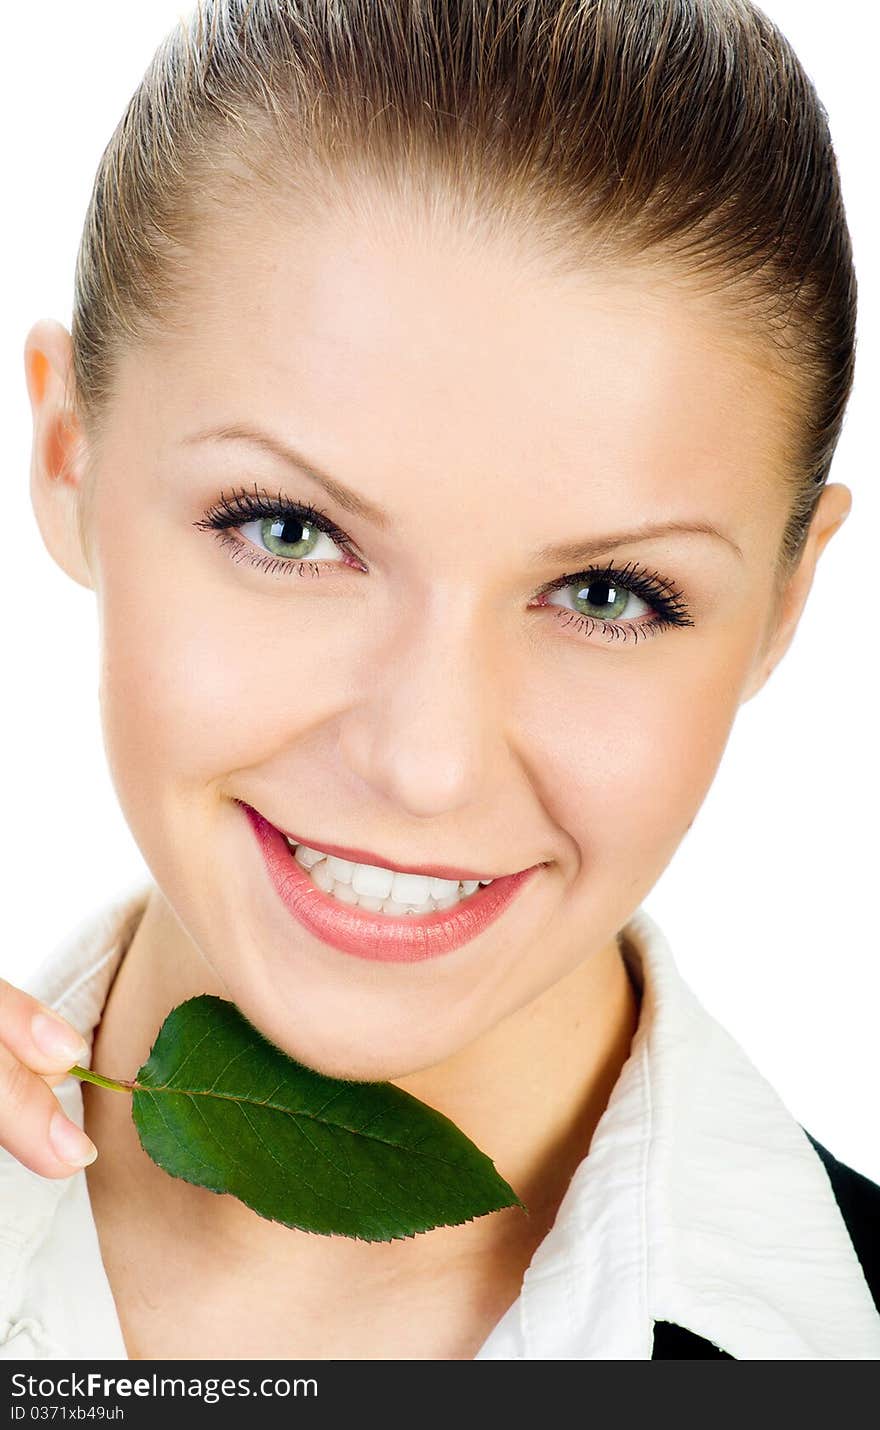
[69,0,856,591]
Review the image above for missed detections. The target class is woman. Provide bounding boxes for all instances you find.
[1,0,878,1359]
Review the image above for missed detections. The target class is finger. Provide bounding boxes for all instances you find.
[0,1039,98,1178]
[0,975,89,1075]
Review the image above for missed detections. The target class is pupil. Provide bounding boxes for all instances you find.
[574,580,626,619]
[263,516,315,557]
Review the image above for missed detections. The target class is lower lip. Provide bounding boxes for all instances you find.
[242,802,541,963]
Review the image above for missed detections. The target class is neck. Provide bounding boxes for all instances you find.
[82,885,640,1286]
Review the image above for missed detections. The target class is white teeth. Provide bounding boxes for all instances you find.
[326,855,357,883]
[293,844,325,869]
[428,875,460,900]
[306,857,336,893]
[351,862,395,900]
[389,871,432,905]
[286,838,497,916]
[354,895,386,913]
[326,880,360,905]
[382,897,433,916]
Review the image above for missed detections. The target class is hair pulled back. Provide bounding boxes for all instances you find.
[70,0,857,584]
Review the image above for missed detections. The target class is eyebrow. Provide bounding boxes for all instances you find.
[181,423,392,530]
[180,422,744,564]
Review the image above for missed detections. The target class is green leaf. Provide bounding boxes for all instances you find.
[122,994,526,1242]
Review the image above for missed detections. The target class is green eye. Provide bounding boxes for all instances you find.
[195,488,359,578]
[536,559,694,646]
[252,514,338,561]
[568,576,645,622]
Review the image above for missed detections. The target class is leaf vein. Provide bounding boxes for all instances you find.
[288,1116,433,1222]
[309,1086,349,1121]
[147,1086,458,1166]
[204,1043,253,1093]
[138,1089,221,1178]
[185,1090,271,1192]
[156,1024,215,1084]
[241,1102,354,1212]
[289,1114,355,1191]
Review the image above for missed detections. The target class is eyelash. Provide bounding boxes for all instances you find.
[193,485,695,646]
[194,486,361,577]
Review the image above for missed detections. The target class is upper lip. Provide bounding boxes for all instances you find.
[265,816,527,883]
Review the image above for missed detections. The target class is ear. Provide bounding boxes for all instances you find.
[24,318,95,591]
[739,482,852,704]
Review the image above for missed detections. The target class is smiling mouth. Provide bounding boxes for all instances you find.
[262,815,514,884]
[241,800,544,961]
[281,834,496,917]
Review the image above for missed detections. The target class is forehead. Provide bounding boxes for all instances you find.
[122,197,795,539]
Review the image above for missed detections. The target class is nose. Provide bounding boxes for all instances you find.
[335,589,512,820]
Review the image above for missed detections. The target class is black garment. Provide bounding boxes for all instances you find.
[651,1320,734,1359]
[650,1129,880,1359]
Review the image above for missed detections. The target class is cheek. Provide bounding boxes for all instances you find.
[520,646,751,880]
[91,501,374,805]
[91,503,327,794]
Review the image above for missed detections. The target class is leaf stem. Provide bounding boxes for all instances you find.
[68,1065,136,1094]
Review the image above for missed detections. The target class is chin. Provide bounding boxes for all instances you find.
[266,1025,455,1087]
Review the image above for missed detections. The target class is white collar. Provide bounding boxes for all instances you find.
[3,885,879,1359]
[478,905,880,1358]
[0,882,153,1359]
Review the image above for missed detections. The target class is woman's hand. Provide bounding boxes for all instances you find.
[0,976,98,1176]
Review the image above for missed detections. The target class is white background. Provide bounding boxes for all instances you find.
[2,2,878,1178]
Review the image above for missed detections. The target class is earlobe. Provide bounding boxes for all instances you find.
[24,318,95,592]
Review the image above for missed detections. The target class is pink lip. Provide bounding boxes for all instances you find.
[248,815,502,883]
[241,802,542,964]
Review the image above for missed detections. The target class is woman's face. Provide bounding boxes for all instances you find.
[29,193,837,1081]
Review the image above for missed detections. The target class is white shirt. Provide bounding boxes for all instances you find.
[2,881,878,1361]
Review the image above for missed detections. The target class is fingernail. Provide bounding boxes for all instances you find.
[49,1109,98,1168]
[31,1011,88,1064]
